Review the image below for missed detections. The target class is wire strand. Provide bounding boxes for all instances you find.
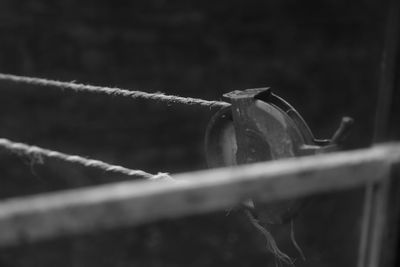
[0,73,230,108]
[243,209,294,266]
[0,138,171,180]
[290,219,306,261]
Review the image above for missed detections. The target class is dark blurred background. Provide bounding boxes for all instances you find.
[0,0,395,266]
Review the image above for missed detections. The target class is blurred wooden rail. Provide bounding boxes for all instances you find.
[0,143,399,246]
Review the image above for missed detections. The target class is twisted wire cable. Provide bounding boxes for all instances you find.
[0,138,171,181]
[0,73,229,108]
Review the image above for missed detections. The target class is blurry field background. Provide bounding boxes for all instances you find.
[0,0,395,266]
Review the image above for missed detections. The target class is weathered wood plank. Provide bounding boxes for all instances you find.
[381,163,400,266]
[357,162,400,267]
[0,144,399,246]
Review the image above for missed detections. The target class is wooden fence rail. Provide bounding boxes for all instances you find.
[0,143,399,246]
